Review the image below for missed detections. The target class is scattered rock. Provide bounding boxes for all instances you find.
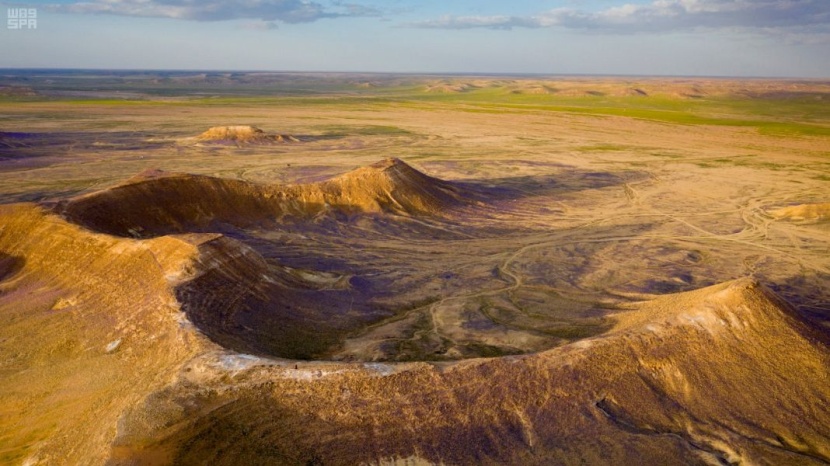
[105,338,122,353]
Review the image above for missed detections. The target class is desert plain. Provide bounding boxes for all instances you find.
[0,71,829,465]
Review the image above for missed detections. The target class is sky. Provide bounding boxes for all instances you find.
[0,0,828,77]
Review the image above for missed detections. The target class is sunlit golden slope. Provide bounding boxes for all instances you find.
[302,157,465,216]
[195,125,298,144]
[0,204,208,465]
[111,279,830,465]
[1,159,828,465]
[59,158,464,237]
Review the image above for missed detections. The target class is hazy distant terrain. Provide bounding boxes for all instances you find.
[1,71,829,465]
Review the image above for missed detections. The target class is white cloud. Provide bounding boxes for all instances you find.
[408,0,830,33]
[239,20,279,30]
[48,0,379,23]
[407,14,537,30]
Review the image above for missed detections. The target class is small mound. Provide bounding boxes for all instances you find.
[308,157,464,215]
[770,203,830,223]
[196,125,298,144]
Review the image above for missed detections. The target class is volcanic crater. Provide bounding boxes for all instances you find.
[53,158,593,361]
[2,75,829,465]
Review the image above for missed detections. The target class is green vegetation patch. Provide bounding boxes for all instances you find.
[398,89,830,137]
[314,124,415,137]
[575,144,634,152]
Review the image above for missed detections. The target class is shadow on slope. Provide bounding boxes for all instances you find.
[0,253,23,282]
[766,270,830,339]
[173,235,391,359]
[458,169,640,198]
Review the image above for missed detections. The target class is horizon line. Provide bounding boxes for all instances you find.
[1,67,828,81]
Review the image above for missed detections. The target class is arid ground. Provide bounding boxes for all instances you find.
[1,72,829,465]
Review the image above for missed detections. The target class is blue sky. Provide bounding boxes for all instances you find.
[1,0,828,77]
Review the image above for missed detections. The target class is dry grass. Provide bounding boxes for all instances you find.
[0,74,829,465]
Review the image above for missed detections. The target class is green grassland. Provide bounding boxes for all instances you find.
[3,73,829,138]
[400,89,830,136]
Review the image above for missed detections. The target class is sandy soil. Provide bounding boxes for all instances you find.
[0,74,828,464]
